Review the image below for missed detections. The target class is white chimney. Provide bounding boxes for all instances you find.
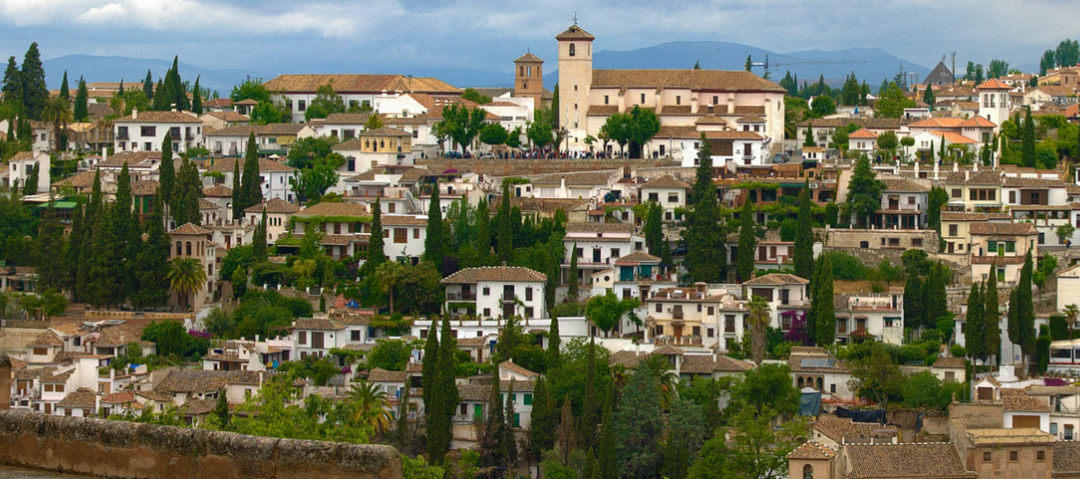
[915,162,920,175]
[953,161,959,173]
[973,161,979,173]
[101,146,107,164]
[132,108,138,120]
[965,170,970,181]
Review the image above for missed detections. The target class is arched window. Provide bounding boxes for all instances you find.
[527,66,532,77]
[797,377,804,388]
[176,241,182,256]
[816,377,823,390]
[569,44,576,57]
[520,66,524,76]
[803,464,813,479]
[523,82,528,90]
[186,241,192,256]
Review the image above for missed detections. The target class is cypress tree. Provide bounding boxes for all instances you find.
[22,162,39,195]
[59,71,69,100]
[143,70,154,100]
[429,315,459,464]
[395,382,411,446]
[421,321,439,414]
[1014,251,1037,370]
[130,196,172,309]
[35,202,68,292]
[794,180,815,281]
[240,132,262,210]
[475,198,492,264]
[528,377,556,465]
[191,75,202,113]
[736,198,757,283]
[153,79,164,110]
[568,242,579,301]
[684,135,726,282]
[548,314,562,368]
[966,282,986,361]
[904,274,924,334]
[76,172,102,301]
[804,123,816,147]
[85,204,118,309]
[66,198,84,293]
[578,338,598,451]
[814,254,835,345]
[159,133,175,212]
[1022,107,1036,168]
[497,181,514,264]
[1,57,20,107]
[504,379,518,468]
[73,77,88,122]
[545,229,561,312]
[423,183,447,268]
[112,162,139,300]
[596,386,617,479]
[483,374,508,468]
[172,156,202,226]
[117,79,124,98]
[984,262,1002,363]
[367,198,387,269]
[613,366,663,477]
[252,208,268,262]
[231,157,242,220]
[19,43,48,120]
[924,262,949,330]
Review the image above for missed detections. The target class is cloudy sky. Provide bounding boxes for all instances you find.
[0,0,1075,76]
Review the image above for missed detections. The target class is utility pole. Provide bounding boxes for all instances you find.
[951,51,957,85]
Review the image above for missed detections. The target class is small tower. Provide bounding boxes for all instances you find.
[556,21,595,150]
[514,52,545,107]
[975,78,1011,131]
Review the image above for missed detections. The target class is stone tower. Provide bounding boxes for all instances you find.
[556,23,594,150]
[976,78,1010,131]
[514,52,544,107]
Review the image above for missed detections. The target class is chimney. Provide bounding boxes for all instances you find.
[101,146,107,165]
[973,161,979,173]
[953,161,959,173]
[132,108,138,120]
[965,170,970,181]
[915,162,920,175]
[171,103,177,112]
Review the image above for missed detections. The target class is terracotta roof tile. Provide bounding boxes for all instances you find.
[1055,441,1080,473]
[814,415,898,443]
[29,331,64,347]
[57,388,98,409]
[171,223,212,235]
[640,175,689,190]
[101,390,137,404]
[115,111,201,124]
[932,356,967,369]
[245,198,299,214]
[381,215,428,226]
[441,265,547,284]
[500,360,539,378]
[787,441,837,460]
[367,368,408,383]
[565,222,635,234]
[614,251,661,264]
[843,443,969,478]
[969,222,1038,236]
[742,273,809,286]
[1003,394,1053,412]
[555,25,596,40]
[206,157,295,173]
[977,79,1011,90]
[591,70,783,93]
[264,74,460,94]
[130,180,159,196]
[293,318,345,330]
[679,354,754,374]
[295,202,369,217]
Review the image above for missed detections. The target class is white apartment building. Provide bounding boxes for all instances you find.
[441,265,548,321]
[263,74,462,123]
[113,109,203,153]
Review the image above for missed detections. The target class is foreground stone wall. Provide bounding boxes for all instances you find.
[0,410,402,479]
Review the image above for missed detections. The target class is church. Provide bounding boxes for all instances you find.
[555,23,787,166]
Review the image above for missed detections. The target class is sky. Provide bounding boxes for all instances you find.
[0,0,1076,77]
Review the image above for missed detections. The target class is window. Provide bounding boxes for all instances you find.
[656,303,663,313]
[413,228,420,239]
[569,44,576,56]
[170,126,181,139]
[118,126,129,138]
[525,288,533,301]
[351,330,361,341]
[830,384,836,393]
[611,248,620,258]
[140,126,156,137]
[525,307,534,317]
[298,331,307,344]
[803,464,813,479]
[676,95,681,105]
[55,384,64,393]
[524,393,533,405]
[912,238,923,247]
[1037,450,1045,461]
[668,193,679,203]
[483,308,491,316]
[33,347,47,355]
[1010,451,1018,461]
[984,452,991,461]
[1052,423,1059,435]
[483,287,490,296]
[952,188,961,198]
[604,95,609,105]
[394,228,407,244]
[988,242,998,253]
[649,192,659,202]
[641,93,646,104]
[949,224,958,236]
[712,96,718,104]
[298,100,306,111]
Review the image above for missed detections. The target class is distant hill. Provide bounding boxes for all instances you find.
[42,55,271,96]
[542,41,929,89]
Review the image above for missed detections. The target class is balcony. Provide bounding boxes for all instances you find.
[447,292,476,301]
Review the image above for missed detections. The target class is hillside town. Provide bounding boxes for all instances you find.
[6,22,1080,479]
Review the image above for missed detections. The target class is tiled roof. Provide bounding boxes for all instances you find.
[969,222,1037,236]
[367,368,408,383]
[203,98,233,107]
[324,113,373,125]
[733,105,767,115]
[42,369,73,382]
[1054,441,1080,473]
[555,25,595,40]
[941,212,1011,221]
[787,441,837,460]
[441,265,547,284]
[509,197,591,215]
[136,390,172,402]
[591,70,784,93]
[171,223,212,235]
[29,330,64,347]
[381,215,428,226]
[565,222,635,234]
[458,383,488,401]
[206,157,296,173]
[640,175,689,190]
[959,116,996,128]
[130,180,159,196]
[946,169,1002,185]
[742,273,809,286]
[703,130,764,140]
[295,202,369,217]
[614,251,661,264]
[204,111,250,123]
[99,151,159,167]
[93,323,149,348]
[500,360,539,378]
[976,79,1011,90]
[843,443,969,478]
[399,167,436,183]
[653,345,685,356]
[737,115,765,123]
[15,367,54,380]
[320,234,354,246]
[198,198,219,210]
[932,357,967,369]
[293,318,345,330]
[814,415,898,444]
[694,115,728,125]
[531,170,617,186]
[155,370,261,393]
[679,354,754,374]
[789,353,849,373]
[662,105,692,115]
[928,130,978,145]
[1002,176,1066,188]
[245,198,299,214]
[360,127,412,137]
[587,105,619,116]
[880,177,930,192]
[204,124,260,137]
[57,388,98,409]
[1003,395,1053,412]
[848,128,878,139]
[264,74,460,94]
[909,117,966,128]
[180,398,214,415]
[514,52,543,63]
[202,185,233,197]
[114,111,201,124]
[101,390,137,404]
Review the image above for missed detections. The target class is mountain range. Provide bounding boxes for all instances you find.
[42,41,932,94]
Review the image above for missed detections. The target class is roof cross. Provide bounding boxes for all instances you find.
[573,12,578,25]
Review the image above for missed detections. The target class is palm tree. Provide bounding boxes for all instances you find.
[41,96,73,152]
[747,295,771,365]
[347,380,391,434]
[167,257,208,312]
[1066,304,1080,331]
[641,353,679,410]
[374,261,406,313]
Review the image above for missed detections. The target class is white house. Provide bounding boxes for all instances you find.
[7,150,50,193]
[441,265,548,321]
[564,222,646,293]
[205,157,298,203]
[263,74,462,123]
[245,198,300,244]
[113,109,204,153]
[833,291,905,345]
[741,273,811,332]
[381,215,428,263]
[290,317,369,360]
[639,175,689,222]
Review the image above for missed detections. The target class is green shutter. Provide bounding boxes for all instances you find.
[513,413,520,428]
[988,242,997,253]
[1006,241,1015,253]
[474,404,483,418]
[524,393,533,406]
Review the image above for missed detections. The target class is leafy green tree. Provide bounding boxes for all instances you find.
[662,397,706,479]
[736,198,757,283]
[874,82,916,118]
[585,290,640,337]
[684,135,726,282]
[844,155,883,227]
[73,77,89,122]
[928,186,948,250]
[711,407,807,479]
[596,386,617,479]
[794,181,815,281]
[810,95,836,118]
[231,77,272,103]
[141,320,192,358]
[578,338,599,451]
[730,363,800,416]
[167,257,208,311]
[529,377,557,463]
[479,123,508,145]
[436,103,487,156]
[903,370,961,410]
[34,203,68,292]
[603,112,633,155]
[1,56,21,109]
[628,106,660,158]
[85,204,119,308]
[614,365,663,479]
[479,375,508,469]
[849,343,903,407]
[304,82,345,121]
[250,101,283,125]
[526,108,556,152]
[171,156,203,226]
[923,84,936,109]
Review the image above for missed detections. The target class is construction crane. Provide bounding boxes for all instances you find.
[751,54,867,79]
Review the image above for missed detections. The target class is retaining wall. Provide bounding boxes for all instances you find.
[0,410,402,479]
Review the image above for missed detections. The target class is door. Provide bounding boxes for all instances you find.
[948,242,954,253]
[758,246,767,261]
[593,249,601,263]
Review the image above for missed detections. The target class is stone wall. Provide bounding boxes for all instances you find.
[418,157,678,176]
[0,410,402,479]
